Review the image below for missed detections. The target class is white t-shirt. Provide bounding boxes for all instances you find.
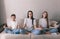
[39,18,47,28]
[7,19,18,29]
[24,18,36,31]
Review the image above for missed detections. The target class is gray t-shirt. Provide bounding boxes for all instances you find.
[24,18,36,31]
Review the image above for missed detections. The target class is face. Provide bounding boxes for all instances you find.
[11,16,16,21]
[42,13,47,18]
[28,12,33,18]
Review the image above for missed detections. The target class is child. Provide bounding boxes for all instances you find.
[4,14,20,34]
[23,10,41,35]
[23,10,36,32]
[39,11,50,34]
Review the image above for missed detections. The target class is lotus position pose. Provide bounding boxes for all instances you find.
[23,10,41,35]
[4,14,26,34]
[39,11,50,34]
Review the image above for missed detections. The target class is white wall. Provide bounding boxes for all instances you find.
[57,0,60,13]
[52,0,60,21]
[0,0,59,24]
[0,0,6,24]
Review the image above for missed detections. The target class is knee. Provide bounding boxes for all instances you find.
[50,28,58,33]
[31,29,41,35]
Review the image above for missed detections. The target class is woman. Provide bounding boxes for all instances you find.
[39,11,49,34]
[23,10,36,32]
[23,10,41,35]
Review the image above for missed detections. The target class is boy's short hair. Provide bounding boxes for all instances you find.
[11,14,16,17]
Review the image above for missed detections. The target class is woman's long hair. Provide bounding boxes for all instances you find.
[27,10,34,25]
[42,11,49,28]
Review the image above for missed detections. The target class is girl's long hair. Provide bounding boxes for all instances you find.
[42,11,49,28]
[27,10,34,25]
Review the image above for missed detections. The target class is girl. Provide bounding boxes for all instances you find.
[23,10,36,32]
[23,10,41,35]
[39,11,50,34]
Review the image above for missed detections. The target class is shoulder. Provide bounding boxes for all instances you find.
[24,18,28,22]
[24,18,28,20]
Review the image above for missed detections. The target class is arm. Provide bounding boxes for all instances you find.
[23,18,27,28]
[7,19,12,29]
[23,24,26,28]
[16,25,20,29]
[33,19,37,29]
[35,19,43,30]
[39,19,43,28]
[7,26,12,29]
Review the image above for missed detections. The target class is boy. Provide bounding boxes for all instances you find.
[4,14,20,34]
